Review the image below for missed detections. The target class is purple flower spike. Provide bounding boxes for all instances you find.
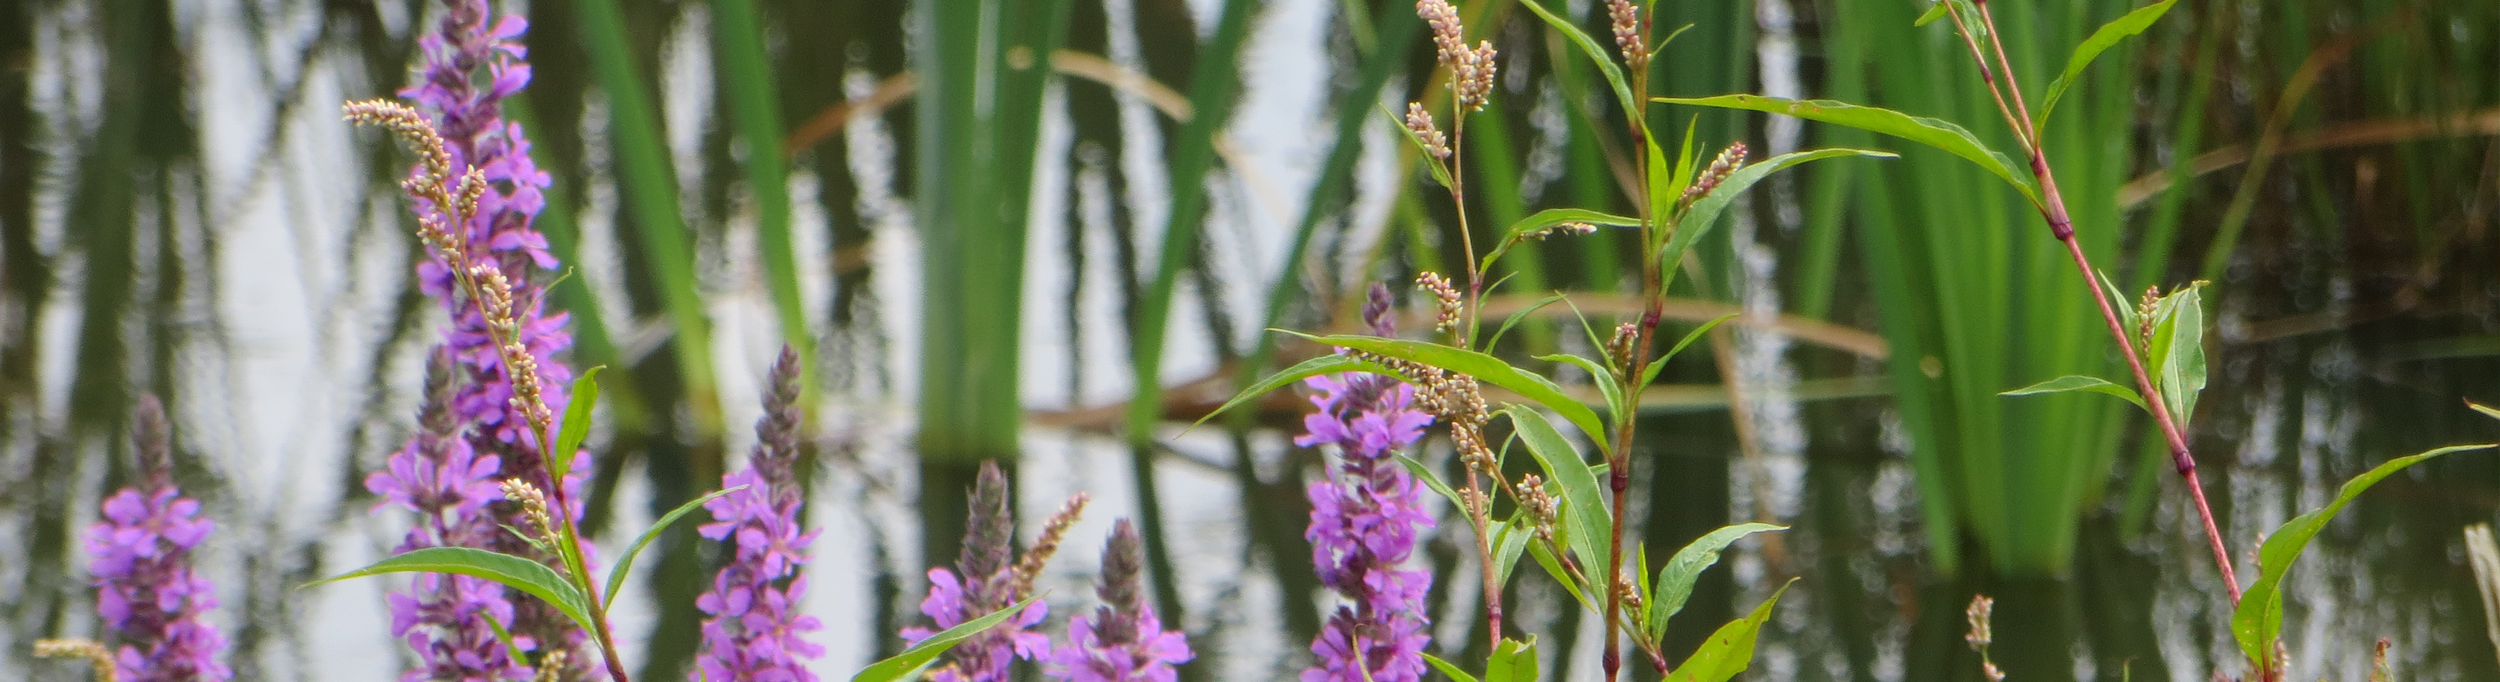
[86,395,231,682]
[904,462,1049,682]
[1299,289,1435,682]
[1047,520,1192,682]
[370,347,528,682]
[694,347,827,682]
[387,0,592,677]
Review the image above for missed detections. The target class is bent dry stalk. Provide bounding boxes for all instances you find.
[1938,0,2241,601]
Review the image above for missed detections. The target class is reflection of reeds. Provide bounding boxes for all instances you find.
[2464,523,2500,669]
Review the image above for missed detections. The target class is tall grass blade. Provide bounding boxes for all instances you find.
[710,0,812,365]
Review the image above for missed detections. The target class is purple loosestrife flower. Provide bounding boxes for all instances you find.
[369,347,528,682]
[904,462,1049,682]
[693,347,827,682]
[86,395,231,682]
[1046,520,1191,682]
[1299,286,1435,682]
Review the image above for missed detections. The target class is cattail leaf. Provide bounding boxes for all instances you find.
[1485,636,1539,682]
[550,366,603,483]
[1506,405,1611,579]
[1285,333,1607,449]
[852,596,1047,682]
[2471,401,2500,421]
[1665,148,1897,281]
[1516,0,1637,125]
[606,485,746,608]
[304,547,597,636]
[1424,654,1482,682]
[1647,523,1785,640]
[2000,375,2147,413]
[2036,0,2178,131]
[1638,313,1740,391]
[2231,445,2498,669]
[1655,95,2035,204]
[1193,352,1398,431]
[1664,579,1793,682]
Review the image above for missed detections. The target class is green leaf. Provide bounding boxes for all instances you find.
[2230,444,2499,666]
[1424,654,1482,682]
[1648,523,1786,640]
[1668,148,1897,274]
[1195,353,1392,430]
[1539,353,1624,432]
[1666,580,1793,682]
[480,611,528,670]
[1493,515,1533,585]
[551,366,604,482]
[1291,333,1608,450]
[1486,637,1540,682]
[305,547,597,635]
[1487,294,1569,353]
[1639,313,1741,390]
[2001,375,2148,413]
[1913,0,1952,26]
[2037,0,2178,130]
[606,485,746,607]
[1647,133,1678,256]
[853,596,1046,682]
[1516,0,1637,125]
[2471,401,2500,421]
[1654,95,2038,204]
[1398,455,1470,516]
[1527,539,1595,612]
[1500,208,1640,243]
[2145,284,2208,423]
[1507,406,1613,578]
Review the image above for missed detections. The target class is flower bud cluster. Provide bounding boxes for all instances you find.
[1682,142,1750,204]
[1607,0,1648,73]
[1416,272,1464,336]
[1404,104,1451,161]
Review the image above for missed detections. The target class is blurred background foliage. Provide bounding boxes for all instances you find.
[3,0,2499,680]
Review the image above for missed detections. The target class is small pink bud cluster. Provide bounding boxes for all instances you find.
[1403,104,1451,160]
[1606,0,1647,73]
[1416,0,1497,110]
[1682,142,1749,204]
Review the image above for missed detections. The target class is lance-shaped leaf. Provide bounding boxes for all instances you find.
[1655,95,2037,204]
[1638,313,1740,390]
[1648,523,1785,640]
[1487,294,1569,353]
[1287,332,1608,449]
[2002,375,2148,413]
[1507,406,1612,578]
[1540,353,1624,433]
[1195,353,1396,430]
[550,366,603,482]
[2231,444,2499,667]
[1666,148,1897,275]
[1482,209,1641,275]
[2144,284,2208,423]
[1516,0,1637,125]
[606,485,745,607]
[853,596,1047,682]
[1666,580,1793,682]
[305,547,597,635]
[1398,455,1470,518]
[2037,0,2178,129]
[1424,654,1482,682]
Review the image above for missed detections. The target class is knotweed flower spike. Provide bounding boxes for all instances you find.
[1046,520,1192,682]
[1299,295,1437,682]
[693,345,828,682]
[85,395,231,682]
[1402,104,1451,161]
[906,462,1050,682]
[1605,0,1647,74]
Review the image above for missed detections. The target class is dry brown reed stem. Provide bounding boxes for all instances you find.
[34,639,117,682]
[346,98,633,682]
[1945,2,2241,600]
[1012,493,1091,596]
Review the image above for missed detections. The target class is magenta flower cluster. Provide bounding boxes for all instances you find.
[904,463,1050,682]
[1299,286,1436,682]
[693,347,828,682]
[85,395,230,682]
[367,0,588,679]
[1045,520,1191,682]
